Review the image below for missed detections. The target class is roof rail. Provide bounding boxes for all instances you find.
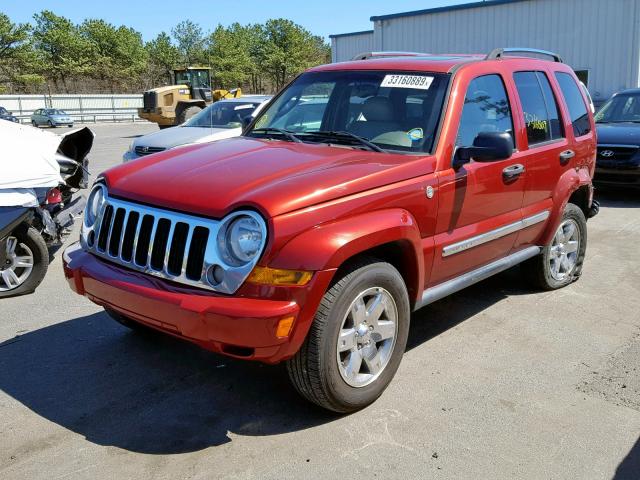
[486,47,563,63]
[352,51,430,61]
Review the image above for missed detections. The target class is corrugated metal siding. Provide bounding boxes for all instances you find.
[367,0,640,102]
[332,31,375,62]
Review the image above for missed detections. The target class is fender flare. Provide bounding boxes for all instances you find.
[269,208,425,299]
[540,166,592,245]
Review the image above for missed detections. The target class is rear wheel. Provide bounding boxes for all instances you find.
[523,203,587,290]
[174,105,202,125]
[0,227,48,298]
[286,260,410,413]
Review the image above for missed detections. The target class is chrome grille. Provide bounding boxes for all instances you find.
[81,189,267,294]
[135,146,166,156]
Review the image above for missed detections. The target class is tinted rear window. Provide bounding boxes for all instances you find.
[555,72,590,137]
[514,71,563,145]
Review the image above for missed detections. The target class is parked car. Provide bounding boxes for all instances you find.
[31,109,74,128]
[594,88,640,187]
[0,106,18,123]
[63,48,598,413]
[123,96,272,162]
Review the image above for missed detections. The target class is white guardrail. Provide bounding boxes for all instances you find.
[0,94,146,124]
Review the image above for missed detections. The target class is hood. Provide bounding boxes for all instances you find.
[104,137,435,218]
[596,123,640,146]
[133,126,239,150]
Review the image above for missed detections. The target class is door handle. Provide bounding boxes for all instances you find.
[559,149,575,165]
[502,163,525,180]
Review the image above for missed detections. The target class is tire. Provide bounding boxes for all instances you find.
[158,124,172,130]
[103,307,153,333]
[174,106,202,125]
[286,259,410,413]
[31,120,37,127]
[48,120,55,128]
[0,227,48,298]
[523,203,587,290]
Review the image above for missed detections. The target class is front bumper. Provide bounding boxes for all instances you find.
[594,166,640,187]
[122,150,139,162]
[63,243,334,363]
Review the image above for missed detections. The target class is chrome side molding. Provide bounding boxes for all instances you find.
[415,246,541,310]
[442,211,549,257]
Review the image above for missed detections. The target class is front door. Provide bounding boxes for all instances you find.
[429,73,527,286]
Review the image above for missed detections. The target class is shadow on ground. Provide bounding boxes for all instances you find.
[594,187,640,209]
[0,265,535,454]
[614,436,640,479]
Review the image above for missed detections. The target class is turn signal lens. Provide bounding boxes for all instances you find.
[247,266,313,286]
[276,316,295,338]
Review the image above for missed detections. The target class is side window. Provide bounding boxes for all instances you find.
[457,74,514,147]
[554,72,591,137]
[513,71,563,146]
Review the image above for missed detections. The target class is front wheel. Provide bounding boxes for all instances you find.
[0,227,48,298]
[287,260,410,413]
[48,120,55,128]
[174,106,202,125]
[523,203,587,290]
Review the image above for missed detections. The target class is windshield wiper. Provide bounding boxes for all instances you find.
[301,130,385,153]
[249,127,302,143]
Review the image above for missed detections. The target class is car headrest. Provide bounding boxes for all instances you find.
[363,97,395,122]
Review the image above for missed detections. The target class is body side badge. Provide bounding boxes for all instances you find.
[425,185,435,199]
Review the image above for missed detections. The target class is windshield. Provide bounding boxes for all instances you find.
[175,70,210,88]
[247,70,449,153]
[46,109,66,115]
[184,101,260,128]
[595,94,640,123]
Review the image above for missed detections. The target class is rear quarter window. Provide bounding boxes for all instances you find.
[555,72,591,137]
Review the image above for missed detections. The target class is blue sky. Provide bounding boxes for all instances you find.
[1,0,468,41]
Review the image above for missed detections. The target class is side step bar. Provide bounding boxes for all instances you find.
[415,246,541,310]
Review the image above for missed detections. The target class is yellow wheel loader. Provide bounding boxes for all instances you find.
[138,67,241,128]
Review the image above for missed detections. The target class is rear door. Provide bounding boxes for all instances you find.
[511,70,590,249]
[430,73,527,285]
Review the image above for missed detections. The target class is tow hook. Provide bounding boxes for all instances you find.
[588,199,600,218]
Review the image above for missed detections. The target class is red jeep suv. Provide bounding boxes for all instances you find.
[64,48,598,412]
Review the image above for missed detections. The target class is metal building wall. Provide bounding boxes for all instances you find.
[369,0,640,103]
[331,31,374,63]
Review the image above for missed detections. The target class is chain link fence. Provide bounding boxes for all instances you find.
[0,94,146,124]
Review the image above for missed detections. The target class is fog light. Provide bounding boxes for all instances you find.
[276,316,295,338]
[206,264,225,285]
[247,266,312,286]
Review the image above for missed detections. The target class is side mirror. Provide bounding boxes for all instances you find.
[454,131,513,167]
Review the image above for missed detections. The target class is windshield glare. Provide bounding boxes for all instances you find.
[184,101,259,128]
[595,94,640,123]
[248,70,449,153]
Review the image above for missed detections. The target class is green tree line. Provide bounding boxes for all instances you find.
[0,10,331,94]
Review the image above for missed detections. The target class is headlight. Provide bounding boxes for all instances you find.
[84,184,106,227]
[226,216,263,263]
[217,212,266,266]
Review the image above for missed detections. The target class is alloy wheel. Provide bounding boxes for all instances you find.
[549,219,580,281]
[0,237,35,291]
[336,287,398,387]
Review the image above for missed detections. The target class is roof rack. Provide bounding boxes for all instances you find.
[351,51,430,61]
[486,47,563,63]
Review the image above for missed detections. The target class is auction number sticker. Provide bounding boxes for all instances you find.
[381,74,434,90]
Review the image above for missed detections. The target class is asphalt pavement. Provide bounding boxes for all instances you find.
[1,123,639,480]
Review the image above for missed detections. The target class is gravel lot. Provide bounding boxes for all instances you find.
[1,123,639,480]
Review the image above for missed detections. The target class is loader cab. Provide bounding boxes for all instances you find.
[173,68,212,102]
